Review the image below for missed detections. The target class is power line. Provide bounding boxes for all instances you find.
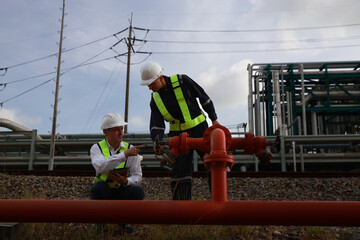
[0,78,54,106]
[1,71,58,86]
[134,23,360,33]
[1,51,127,87]
[0,24,139,108]
[64,28,128,53]
[133,3,360,16]
[2,53,58,70]
[82,63,121,133]
[2,26,358,91]
[115,52,151,65]
[0,37,127,87]
[0,28,128,71]
[136,43,360,55]
[134,35,360,45]
[3,22,357,75]
[61,52,127,70]
[0,51,127,106]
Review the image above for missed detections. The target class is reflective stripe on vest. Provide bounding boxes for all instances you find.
[92,140,129,188]
[153,74,206,131]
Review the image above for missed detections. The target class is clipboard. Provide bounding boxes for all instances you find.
[109,167,129,176]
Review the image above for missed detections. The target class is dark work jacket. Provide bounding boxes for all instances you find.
[149,74,217,141]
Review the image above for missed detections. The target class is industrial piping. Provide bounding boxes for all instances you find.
[1,199,360,226]
[0,118,42,140]
[1,126,360,226]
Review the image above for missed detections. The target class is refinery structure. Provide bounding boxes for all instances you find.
[247,60,360,171]
[248,61,360,136]
[1,60,360,172]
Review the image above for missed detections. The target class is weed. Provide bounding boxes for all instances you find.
[303,226,336,240]
[20,187,46,200]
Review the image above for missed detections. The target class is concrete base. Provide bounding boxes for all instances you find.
[0,222,20,239]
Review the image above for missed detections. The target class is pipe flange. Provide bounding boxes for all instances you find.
[203,125,232,150]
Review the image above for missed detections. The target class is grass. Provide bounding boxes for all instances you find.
[302,226,359,240]
[5,223,359,240]
[19,187,46,200]
[302,226,336,239]
[7,224,261,240]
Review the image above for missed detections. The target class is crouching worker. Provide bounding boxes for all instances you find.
[90,112,145,234]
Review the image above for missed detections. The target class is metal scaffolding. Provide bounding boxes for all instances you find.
[248,60,360,136]
[248,60,360,171]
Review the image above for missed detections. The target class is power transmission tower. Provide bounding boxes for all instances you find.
[124,13,133,134]
[49,0,66,170]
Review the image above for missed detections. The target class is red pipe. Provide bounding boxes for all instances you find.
[0,199,360,226]
[168,125,232,157]
[229,132,272,165]
[2,126,359,226]
[203,127,234,201]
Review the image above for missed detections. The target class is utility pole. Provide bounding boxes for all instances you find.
[49,0,65,170]
[124,13,132,134]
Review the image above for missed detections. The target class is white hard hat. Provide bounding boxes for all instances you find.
[140,62,163,86]
[101,113,127,130]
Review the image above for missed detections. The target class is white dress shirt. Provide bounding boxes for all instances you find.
[90,140,142,186]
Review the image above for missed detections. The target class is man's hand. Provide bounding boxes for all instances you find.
[124,145,145,157]
[108,172,129,185]
[212,120,220,126]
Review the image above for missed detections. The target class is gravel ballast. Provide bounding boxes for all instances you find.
[1,175,360,201]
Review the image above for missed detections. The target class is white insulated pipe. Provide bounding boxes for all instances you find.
[300,64,307,136]
[0,118,42,141]
[273,71,284,135]
[247,64,254,133]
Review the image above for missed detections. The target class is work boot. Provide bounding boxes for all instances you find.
[171,179,192,200]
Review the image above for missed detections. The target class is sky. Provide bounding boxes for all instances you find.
[0,0,359,135]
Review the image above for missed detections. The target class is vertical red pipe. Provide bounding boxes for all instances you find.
[210,128,227,202]
[210,162,228,201]
[203,127,234,202]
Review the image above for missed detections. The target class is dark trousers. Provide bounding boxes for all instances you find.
[90,181,145,200]
[169,121,209,200]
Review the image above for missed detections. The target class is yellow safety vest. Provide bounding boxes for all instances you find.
[92,140,129,188]
[153,74,206,131]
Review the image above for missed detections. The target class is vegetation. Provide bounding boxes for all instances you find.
[3,223,359,240]
[9,224,247,240]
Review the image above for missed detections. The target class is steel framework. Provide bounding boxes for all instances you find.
[248,61,360,136]
[248,61,360,171]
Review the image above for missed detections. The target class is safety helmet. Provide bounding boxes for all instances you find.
[140,62,163,86]
[101,113,127,130]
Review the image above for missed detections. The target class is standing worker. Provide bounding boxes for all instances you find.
[140,62,220,200]
[90,112,145,233]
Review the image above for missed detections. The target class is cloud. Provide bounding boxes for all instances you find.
[247,0,360,59]
[129,115,148,132]
[0,108,42,130]
[197,60,252,109]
